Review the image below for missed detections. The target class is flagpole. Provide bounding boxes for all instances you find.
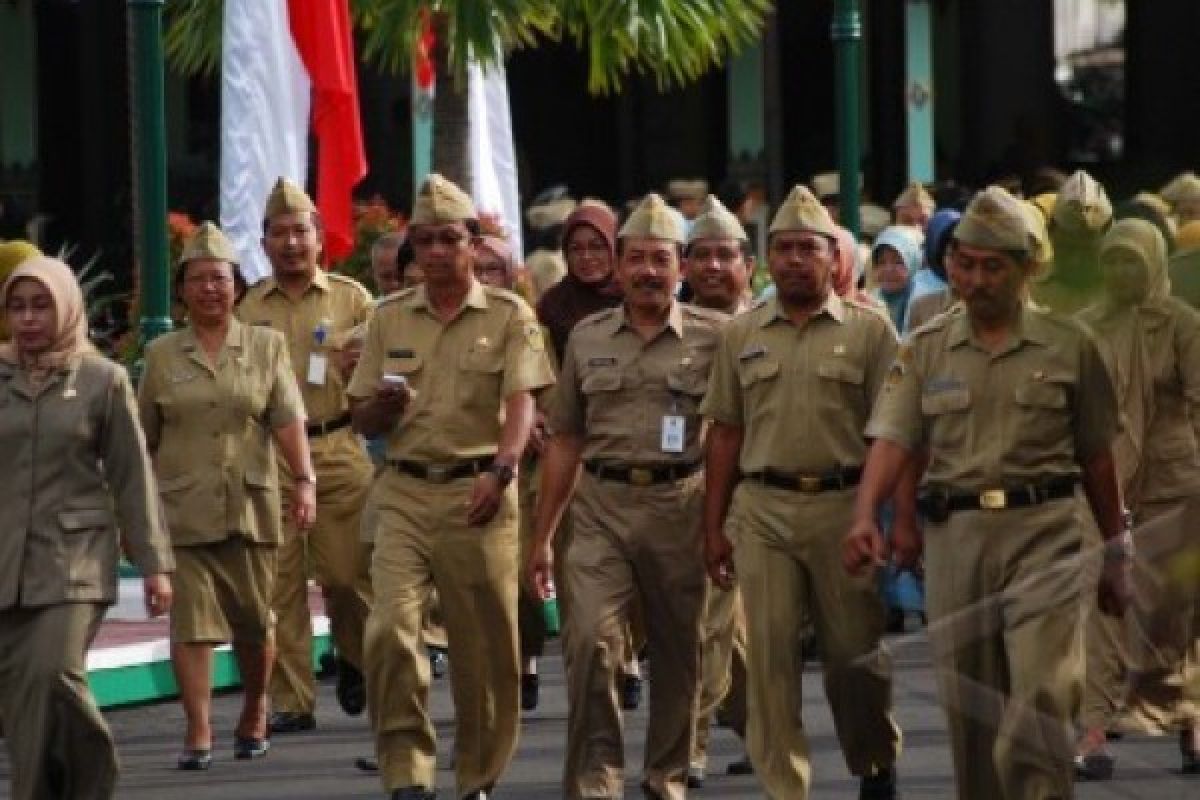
[127,0,172,343]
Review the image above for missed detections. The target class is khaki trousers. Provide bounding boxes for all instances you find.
[366,472,520,796]
[731,482,899,799]
[271,428,373,714]
[690,580,748,772]
[562,471,706,800]
[925,497,1085,800]
[1080,513,1130,730]
[0,603,114,800]
[518,458,548,660]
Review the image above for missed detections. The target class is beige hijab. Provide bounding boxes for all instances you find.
[0,256,95,386]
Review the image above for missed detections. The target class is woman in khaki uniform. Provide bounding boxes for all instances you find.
[139,223,315,770]
[0,256,174,800]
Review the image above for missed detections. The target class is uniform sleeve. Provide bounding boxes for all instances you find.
[699,324,743,426]
[864,342,923,450]
[547,334,586,435]
[266,333,306,429]
[1072,332,1120,460]
[501,301,556,398]
[1174,304,1200,446]
[136,344,164,454]
[347,312,386,399]
[863,315,900,406]
[103,366,174,575]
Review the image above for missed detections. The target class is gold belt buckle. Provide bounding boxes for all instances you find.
[426,464,452,483]
[798,475,823,493]
[979,489,1008,510]
[629,467,654,487]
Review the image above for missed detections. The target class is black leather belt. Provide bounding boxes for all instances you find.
[387,456,494,483]
[306,412,352,438]
[583,460,701,486]
[919,478,1078,523]
[744,465,862,493]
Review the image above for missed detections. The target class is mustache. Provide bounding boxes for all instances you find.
[632,276,666,289]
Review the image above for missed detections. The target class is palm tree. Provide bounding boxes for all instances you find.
[164,0,771,190]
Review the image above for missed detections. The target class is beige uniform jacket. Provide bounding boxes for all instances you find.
[551,302,727,464]
[0,353,173,610]
[138,320,306,546]
[867,305,1119,488]
[348,280,555,461]
[237,270,373,427]
[1077,297,1200,504]
[701,293,897,473]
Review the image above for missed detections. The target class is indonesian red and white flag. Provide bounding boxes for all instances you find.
[220,0,366,283]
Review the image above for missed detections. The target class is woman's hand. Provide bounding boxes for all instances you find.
[291,479,317,531]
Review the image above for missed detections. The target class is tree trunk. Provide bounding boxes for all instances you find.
[430,12,471,191]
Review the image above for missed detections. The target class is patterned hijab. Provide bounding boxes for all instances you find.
[0,256,94,386]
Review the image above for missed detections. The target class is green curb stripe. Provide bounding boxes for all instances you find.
[89,633,333,708]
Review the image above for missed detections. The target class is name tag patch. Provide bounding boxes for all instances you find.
[738,345,767,362]
[387,349,415,358]
[587,356,618,367]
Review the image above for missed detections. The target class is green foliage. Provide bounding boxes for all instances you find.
[163,0,772,94]
[55,243,127,355]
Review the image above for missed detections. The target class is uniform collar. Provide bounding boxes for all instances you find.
[759,290,845,328]
[609,300,685,339]
[946,304,1049,352]
[405,278,489,313]
[179,318,246,371]
[264,269,330,297]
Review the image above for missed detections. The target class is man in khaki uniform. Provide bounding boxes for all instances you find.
[845,186,1130,800]
[528,193,725,799]
[681,195,753,787]
[1031,169,1112,316]
[237,178,375,731]
[1075,218,1200,777]
[349,174,553,800]
[702,186,902,800]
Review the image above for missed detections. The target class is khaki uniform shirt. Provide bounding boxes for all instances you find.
[867,305,1119,489]
[237,270,373,427]
[138,320,306,546]
[701,293,897,473]
[348,280,555,462]
[0,353,173,610]
[551,301,727,464]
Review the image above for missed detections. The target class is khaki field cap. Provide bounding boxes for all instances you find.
[180,221,239,265]
[893,181,935,213]
[667,179,708,201]
[687,195,748,244]
[769,184,839,239]
[1161,171,1200,208]
[263,177,317,220]
[811,171,862,200]
[1019,200,1054,267]
[1052,170,1112,238]
[526,196,576,231]
[954,186,1033,255]
[411,173,477,225]
[618,193,685,243]
[860,203,891,238]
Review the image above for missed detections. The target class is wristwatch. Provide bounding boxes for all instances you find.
[488,461,516,488]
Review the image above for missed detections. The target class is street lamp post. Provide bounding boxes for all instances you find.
[832,0,863,238]
[127,0,171,345]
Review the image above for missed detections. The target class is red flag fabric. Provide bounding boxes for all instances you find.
[286,0,366,263]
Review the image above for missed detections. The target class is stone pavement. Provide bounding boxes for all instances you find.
[1,631,1197,798]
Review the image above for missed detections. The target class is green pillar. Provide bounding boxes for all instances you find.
[127,0,171,343]
[832,0,863,238]
[412,75,434,194]
[905,0,935,183]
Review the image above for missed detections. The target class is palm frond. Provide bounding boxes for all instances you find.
[164,0,224,78]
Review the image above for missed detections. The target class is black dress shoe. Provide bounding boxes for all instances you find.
[859,766,897,799]
[233,736,270,760]
[268,711,316,734]
[686,766,705,788]
[176,748,212,771]
[621,674,643,710]
[726,754,754,775]
[354,755,378,772]
[520,673,540,711]
[1074,751,1115,781]
[1181,729,1200,774]
[461,790,490,799]
[336,657,367,716]
[389,787,436,800]
[429,647,449,679]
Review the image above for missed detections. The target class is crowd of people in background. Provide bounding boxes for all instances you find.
[0,163,1199,800]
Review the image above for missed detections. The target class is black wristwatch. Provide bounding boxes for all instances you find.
[488,461,516,487]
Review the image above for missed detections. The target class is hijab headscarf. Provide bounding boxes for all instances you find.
[536,204,622,360]
[1079,219,1172,500]
[923,210,961,281]
[871,225,923,331]
[830,225,877,308]
[0,256,94,387]
[0,239,42,339]
[474,235,518,287]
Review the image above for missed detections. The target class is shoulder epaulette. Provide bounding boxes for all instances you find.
[376,286,417,308]
[681,303,729,322]
[576,307,619,329]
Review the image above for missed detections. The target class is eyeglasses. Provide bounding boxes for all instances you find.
[410,229,467,248]
[566,242,609,256]
[183,274,234,287]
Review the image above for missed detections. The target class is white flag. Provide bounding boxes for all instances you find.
[468,60,522,257]
[219,0,311,284]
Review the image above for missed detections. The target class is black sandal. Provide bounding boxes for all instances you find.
[176,748,213,771]
[233,736,270,760]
